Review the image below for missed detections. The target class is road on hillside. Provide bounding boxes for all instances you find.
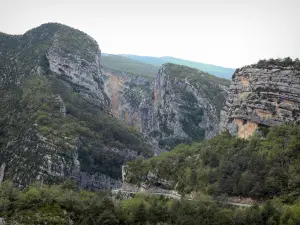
[112,189,253,207]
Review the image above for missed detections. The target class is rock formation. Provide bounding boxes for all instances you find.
[220,59,300,138]
[149,64,228,152]
[102,67,153,134]
[0,163,5,184]
[0,23,150,189]
[103,63,229,153]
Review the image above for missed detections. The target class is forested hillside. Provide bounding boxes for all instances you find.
[126,124,300,199]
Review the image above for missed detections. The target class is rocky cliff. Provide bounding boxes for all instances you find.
[150,64,229,152]
[220,58,300,138]
[103,63,229,153]
[102,67,154,134]
[0,23,150,188]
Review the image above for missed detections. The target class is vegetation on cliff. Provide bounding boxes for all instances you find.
[256,57,300,69]
[126,123,300,200]
[164,63,230,116]
[122,82,153,108]
[235,57,300,73]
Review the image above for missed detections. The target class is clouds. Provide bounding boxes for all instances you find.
[0,0,299,68]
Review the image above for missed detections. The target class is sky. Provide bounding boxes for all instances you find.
[0,0,299,68]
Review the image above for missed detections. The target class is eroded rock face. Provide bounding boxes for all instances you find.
[47,44,108,108]
[150,64,228,152]
[0,217,5,225]
[103,64,229,153]
[0,163,5,184]
[220,64,300,138]
[102,68,153,133]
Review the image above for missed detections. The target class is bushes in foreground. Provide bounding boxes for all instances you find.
[1,180,300,225]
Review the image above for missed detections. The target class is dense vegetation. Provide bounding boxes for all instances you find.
[256,57,300,69]
[236,58,300,73]
[101,54,159,78]
[126,124,300,200]
[120,54,236,79]
[1,180,300,225]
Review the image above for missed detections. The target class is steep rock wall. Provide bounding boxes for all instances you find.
[103,64,229,153]
[103,68,154,133]
[220,63,300,138]
[150,64,228,152]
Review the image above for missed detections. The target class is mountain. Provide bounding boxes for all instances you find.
[0,23,151,189]
[119,54,236,79]
[123,58,300,199]
[102,63,230,153]
[220,57,300,139]
[101,54,159,78]
[0,25,299,225]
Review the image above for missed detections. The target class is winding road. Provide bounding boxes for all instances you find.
[112,189,253,207]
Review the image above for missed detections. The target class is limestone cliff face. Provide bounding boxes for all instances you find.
[103,64,229,153]
[220,61,300,138]
[46,45,108,109]
[150,64,228,152]
[102,67,154,134]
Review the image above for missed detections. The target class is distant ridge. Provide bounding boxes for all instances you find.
[101,54,159,78]
[119,54,236,79]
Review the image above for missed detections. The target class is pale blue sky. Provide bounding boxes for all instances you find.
[0,0,299,68]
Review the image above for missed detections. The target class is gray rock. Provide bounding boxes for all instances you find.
[0,163,5,184]
[46,40,109,109]
[220,65,300,138]
[103,64,229,153]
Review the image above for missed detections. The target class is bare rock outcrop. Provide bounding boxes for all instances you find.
[220,60,300,138]
[0,163,5,184]
[103,64,229,153]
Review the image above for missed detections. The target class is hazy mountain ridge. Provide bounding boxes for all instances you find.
[101,54,159,78]
[119,54,236,79]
